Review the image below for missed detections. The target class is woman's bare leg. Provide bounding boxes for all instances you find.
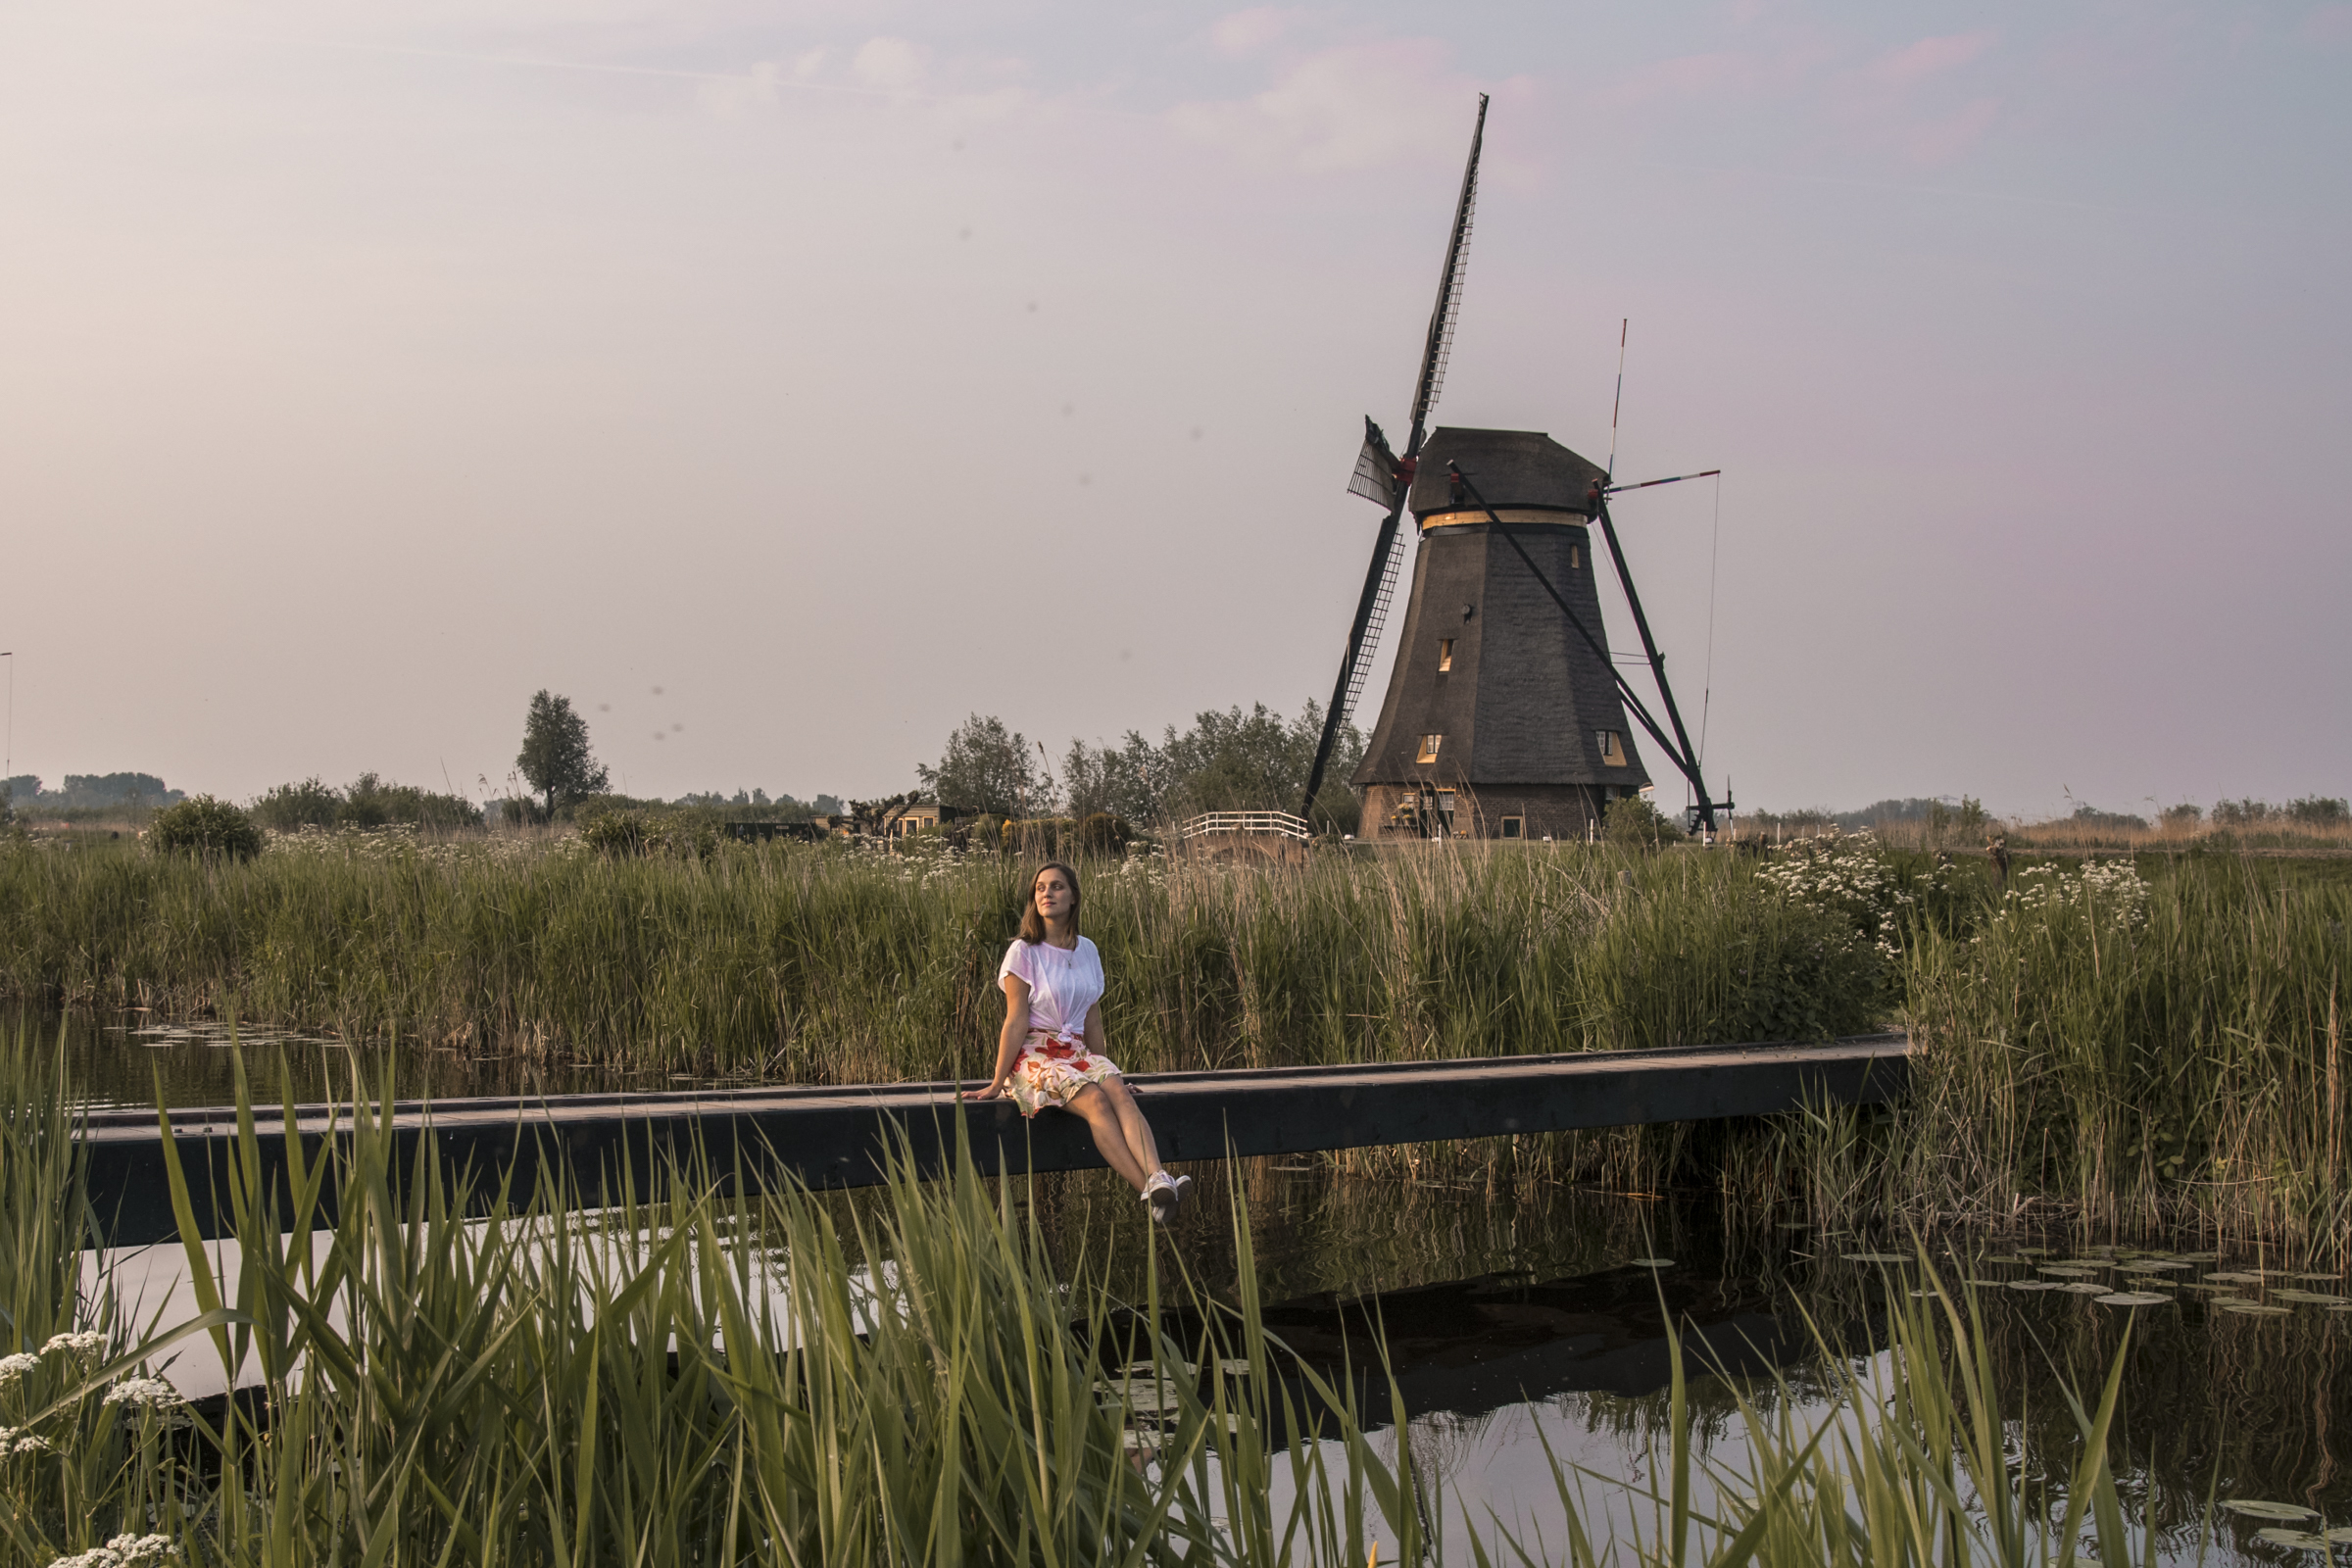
[1098,1078,1164,1180]
[1065,1086,1152,1192]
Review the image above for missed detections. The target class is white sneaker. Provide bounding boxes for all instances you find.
[1145,1171,1179,1224]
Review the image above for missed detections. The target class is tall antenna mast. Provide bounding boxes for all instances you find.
[1606,318,1627,480]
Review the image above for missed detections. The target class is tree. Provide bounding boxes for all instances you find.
[1605,793,1687,850]
[1061,731,1163,825]
[147,796,265,860]
[918,714,1049,818]
[516,691,610,817]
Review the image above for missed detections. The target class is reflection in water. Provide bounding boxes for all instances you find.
[16,1007,713,1108]
[1029,1158,2352,1565]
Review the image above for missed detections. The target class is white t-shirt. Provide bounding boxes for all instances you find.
[998,937,1103,1039]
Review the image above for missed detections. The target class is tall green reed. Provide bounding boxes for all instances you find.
[0,839,1880,1080]
[1898,855,2350,1248]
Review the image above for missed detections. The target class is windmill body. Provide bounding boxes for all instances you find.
[1350,427,1651,842]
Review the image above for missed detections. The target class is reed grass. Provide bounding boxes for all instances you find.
[3,833,2347,1243]
[0,1030,2212,1567]
[0,838,1884,1080]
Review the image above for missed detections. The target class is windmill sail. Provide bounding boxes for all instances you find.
[1300,93,1490,821]
[1347,417,1403,509]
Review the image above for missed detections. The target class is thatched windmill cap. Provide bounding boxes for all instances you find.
[1408,427,1608,519]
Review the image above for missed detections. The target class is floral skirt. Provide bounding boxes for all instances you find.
[1007,1030,1123,1118]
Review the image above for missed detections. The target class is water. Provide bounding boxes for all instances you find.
[1039,1163,2352,1564]
[13,1006,727,1108]
[26,1006,2352,1560]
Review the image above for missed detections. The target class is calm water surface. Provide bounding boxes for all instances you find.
[29,1008,2352,1562]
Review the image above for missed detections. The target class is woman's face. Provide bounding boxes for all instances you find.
[1033,869,1076,924]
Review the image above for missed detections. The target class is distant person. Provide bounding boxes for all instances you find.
[964,860,1192,1222]
[1986,834,2010,889]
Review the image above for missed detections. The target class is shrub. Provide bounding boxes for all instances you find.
[1603,794,1686,850]
[1076,813,1132,854]
[251,777,343,829]
[2286,795,2349,826]
[580,809,716,859]
[146,796,264,860]
[2160,803,2204,830]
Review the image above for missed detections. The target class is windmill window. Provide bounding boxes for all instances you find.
[1416,734,1444,763]
[1500,815,1525,839]
[1570,544,1582,569]
[1597,730,1627,766]
[1437,639,1454,672]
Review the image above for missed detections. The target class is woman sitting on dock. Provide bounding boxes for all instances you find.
[964,860,1191,1222]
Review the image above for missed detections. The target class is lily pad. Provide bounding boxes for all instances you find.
[1627,1257,1676,1268]
[2096,1293,2172,1307]
[2118,1259,2193,1273]
[2274,1290,2351,1304]
[2054,1283,2112,1295]
[2037,1266,2101,1277]
[2008,1280,2060,1292]
[2254,1528,2330,1550]
[2223,1499,2320,1522]
[1215,1359,1251,1376]
[1842,1252,1911,1264]
[2180,1283,2243,1294]
[2291,1272,2346,1283]
[2174,1250,2222,1262]
[2203,1271,2267,1284]
[2328,1528,2352,1544]
[2217,1301,2293,1317]
[2015,1247,2052,1256]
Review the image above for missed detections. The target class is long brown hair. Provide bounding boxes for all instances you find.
[1017,860,1082,945]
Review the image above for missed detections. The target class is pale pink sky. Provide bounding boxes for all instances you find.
[3,2,2346,818]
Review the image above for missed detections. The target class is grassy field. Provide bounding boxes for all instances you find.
[0,1040,2189,1568]
[1,831,2345,1244]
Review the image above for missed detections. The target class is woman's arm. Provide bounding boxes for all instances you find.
[1082,1001,1106,1060]
[965,975,1031,1100]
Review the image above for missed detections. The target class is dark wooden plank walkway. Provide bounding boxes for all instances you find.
[77,1034,1908,1246]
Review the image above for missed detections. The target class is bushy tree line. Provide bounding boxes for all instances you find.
[916,702,1366,834]
[1,772,184,811]
[251,773,484,831]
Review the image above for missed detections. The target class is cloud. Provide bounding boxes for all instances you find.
[1208,8,1297,59]
[1858,30,1998,90]
[852,36,925,92]
[1169,39,1496,172]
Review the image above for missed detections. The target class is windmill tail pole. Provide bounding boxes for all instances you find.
[1591,488,1725,831]
[1450,466,1723,829]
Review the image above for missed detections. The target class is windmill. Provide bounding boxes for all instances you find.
[1298,100,1731,841]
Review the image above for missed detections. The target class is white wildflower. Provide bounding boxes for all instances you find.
[42,1332,107,1360]
[0,1424,54,1456]
[100,1377,181,1410]
[48,1537,178,1568]
[0,1352,41,1387]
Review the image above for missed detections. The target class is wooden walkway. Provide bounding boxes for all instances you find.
[78,1034,1908,1246]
